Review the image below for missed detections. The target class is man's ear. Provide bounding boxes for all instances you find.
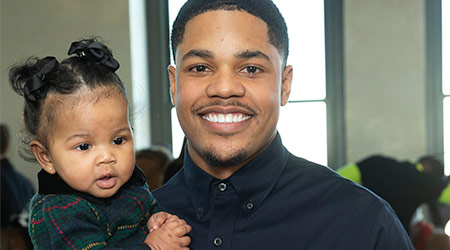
[30,140,56,174]
[168,65,177,106]
[281,65,293,106]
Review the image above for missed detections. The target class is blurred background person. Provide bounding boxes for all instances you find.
[1,124,34,250]
[136,146,172,190]
[163,137,186,184]
[337,154,450,250]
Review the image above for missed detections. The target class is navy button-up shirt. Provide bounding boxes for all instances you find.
[154,134,413,249]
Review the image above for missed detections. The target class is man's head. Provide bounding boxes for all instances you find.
[418,156,445,179]
[169,0,293,178]
[0,124,10,157]
[171,0,289,67]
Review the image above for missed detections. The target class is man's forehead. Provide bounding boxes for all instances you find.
[175,10,276,63]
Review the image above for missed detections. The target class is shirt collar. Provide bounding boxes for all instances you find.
[37,166,147,205]
[184,133,289,218]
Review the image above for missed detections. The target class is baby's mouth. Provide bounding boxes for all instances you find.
[95,173,118,189]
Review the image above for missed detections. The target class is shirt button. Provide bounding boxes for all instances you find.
[197,206,204,214]
[246,202,254,210]
[213,237,223,246]
[218,182,227,191]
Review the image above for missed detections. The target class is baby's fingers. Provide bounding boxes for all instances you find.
[148,211,171,231]
[162,219,192,236]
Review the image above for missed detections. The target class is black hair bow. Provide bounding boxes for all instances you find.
[24,56,59,102]
[67,42,120,72]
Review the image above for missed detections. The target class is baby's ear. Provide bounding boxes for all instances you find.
[30,141,56,174]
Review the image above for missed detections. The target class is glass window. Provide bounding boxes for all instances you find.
[443,0,449,95]
[168,0,328,165]
[274,1,326,101]
[445,97,450,174]
[443,0,450,173]
[278,102,328,166]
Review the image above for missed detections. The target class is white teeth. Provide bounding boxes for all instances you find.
[203,113,251,123]
[225,114,233,123]
[218,114,225,122]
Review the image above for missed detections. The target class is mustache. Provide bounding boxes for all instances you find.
[191,100,258,115]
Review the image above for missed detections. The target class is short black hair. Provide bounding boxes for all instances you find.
[418,156,445,178]
[171,0,289,65]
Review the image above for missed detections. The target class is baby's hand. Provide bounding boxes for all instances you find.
[147,212,171,232]
[144,215,192,250]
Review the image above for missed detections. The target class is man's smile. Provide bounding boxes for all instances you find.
[202,113,251,123]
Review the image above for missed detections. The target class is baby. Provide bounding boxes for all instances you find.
[9,38,191,249]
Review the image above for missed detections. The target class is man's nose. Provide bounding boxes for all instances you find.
[206,68,245,98]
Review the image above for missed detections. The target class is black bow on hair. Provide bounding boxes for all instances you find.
[24,56,59,102]
[67,41,120,72]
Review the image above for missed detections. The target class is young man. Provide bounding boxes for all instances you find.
[153,0,414,249]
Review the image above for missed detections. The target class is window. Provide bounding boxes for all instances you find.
[443,0,450,173]
[426,0,448,174]
[168,0,344,167]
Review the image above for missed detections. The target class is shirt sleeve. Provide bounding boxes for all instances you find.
[364,199,414,250]
[30,195,151,250]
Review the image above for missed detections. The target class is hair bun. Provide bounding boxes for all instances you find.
[67,39,120,72]
[23,56,59,102]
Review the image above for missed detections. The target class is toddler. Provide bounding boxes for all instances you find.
[9,38,191,249]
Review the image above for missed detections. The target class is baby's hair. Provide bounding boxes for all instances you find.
[9,38,127,161]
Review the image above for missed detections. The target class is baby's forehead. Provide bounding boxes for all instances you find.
[49,85,124,106]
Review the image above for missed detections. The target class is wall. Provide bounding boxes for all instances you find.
[344,0,427,162]
[0,0,131,189]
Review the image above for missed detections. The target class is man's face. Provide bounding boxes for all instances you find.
[170,10,292,174]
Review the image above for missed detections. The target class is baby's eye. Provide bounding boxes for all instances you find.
[113,137,125,145]
[76,143,91,151]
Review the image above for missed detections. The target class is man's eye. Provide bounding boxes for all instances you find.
[76,143,91,151]
[113,137,125,145]
[243,66,261,74]
[190,65,208,72]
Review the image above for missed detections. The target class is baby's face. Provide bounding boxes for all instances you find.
[46,86,135,198]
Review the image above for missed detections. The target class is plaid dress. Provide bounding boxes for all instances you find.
[29,167,160,250]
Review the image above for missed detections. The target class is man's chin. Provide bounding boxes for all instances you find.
[203,150,248,168]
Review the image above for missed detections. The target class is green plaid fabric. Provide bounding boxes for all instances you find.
[29,168,160,249]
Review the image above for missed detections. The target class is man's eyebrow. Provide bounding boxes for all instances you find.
[235,50,271,61]
[181,49,214,62]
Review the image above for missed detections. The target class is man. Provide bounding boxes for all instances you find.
[337,155,450,232]
[153,0,413,249]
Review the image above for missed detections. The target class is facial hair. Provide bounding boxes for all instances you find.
[203,149,248,168]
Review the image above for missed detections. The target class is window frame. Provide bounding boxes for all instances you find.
[425,0,445,163]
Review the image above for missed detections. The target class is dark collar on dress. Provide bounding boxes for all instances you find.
[183,132,289,219]
[37,166,147,205]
